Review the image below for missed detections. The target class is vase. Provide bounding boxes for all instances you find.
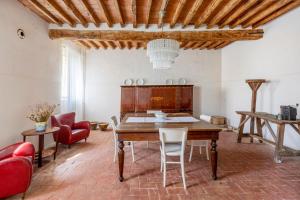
[35,122,47,132]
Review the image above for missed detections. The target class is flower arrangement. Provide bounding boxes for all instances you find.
[27,103,58,123]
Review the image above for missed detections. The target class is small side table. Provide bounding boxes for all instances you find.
[21,127,60,167]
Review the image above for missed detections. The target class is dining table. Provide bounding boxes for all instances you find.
[115,113,222,182]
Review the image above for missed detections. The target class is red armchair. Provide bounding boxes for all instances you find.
[0,142,35,199]
[51,112,90,148]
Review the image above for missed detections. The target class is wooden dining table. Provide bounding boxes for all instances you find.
[116,113,222,182]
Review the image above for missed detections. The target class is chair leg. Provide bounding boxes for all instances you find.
[163,162,166,187]
[68,144,71,149]
[22,192,26,199]
[131,142,135,162]
[189,145,193,162]
[199,146,202,154]
[85,138,87,142]
[181,159,187,189]
[206,143,209,161]
[113,139,117,163]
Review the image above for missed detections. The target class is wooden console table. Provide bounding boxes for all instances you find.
[236,111,300,163]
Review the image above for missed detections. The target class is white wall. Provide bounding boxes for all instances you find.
[0,0,61,147]
[222,8,300,149]
[85,49,221,121]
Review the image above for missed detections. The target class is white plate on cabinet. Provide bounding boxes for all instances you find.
[124,79,133,86]
[136,78,144,85]
[166,79,173,85]
[178,78,187,85]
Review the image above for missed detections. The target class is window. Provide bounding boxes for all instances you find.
[60,42,85,120]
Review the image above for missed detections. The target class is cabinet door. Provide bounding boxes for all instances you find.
[135,87,151,112]
[150,87,177,110]
[178,86,193,112]
[121,87,135,113]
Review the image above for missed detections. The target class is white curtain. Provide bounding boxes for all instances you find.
[61,42,86,120]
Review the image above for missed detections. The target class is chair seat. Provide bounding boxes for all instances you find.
[191,140,208,146]
[71,129,89,143]
[164,143,182,156]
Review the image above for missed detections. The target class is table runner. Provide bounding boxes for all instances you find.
[126,116,200,123]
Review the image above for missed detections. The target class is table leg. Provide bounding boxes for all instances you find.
[256,118,263,143]
[238,114,246,143]
[38,134,44,168]
[211,139,218,180]
[118,141,124,182]
[274,124,285,163]
[23,136,26,142]
[249,117,255,143]
[54,140,59,160]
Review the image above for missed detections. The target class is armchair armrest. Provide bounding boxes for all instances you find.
[12,142,35,163]
[0,142,24,161]
[0,157,32,199]
[54,125,72,144]
[73,121,90,130]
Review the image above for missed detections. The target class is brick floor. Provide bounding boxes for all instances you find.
[7,131,300,200]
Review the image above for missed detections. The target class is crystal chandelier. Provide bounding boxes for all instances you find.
[146,3,180,70]
[147,39,180,69]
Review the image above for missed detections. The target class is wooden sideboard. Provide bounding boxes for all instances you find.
[120,85,193,119]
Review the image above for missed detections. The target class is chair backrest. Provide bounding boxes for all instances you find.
[147,110,162,114]
[110,116,118,130]
[110,116,119,141]
[159,128,188,156]
[51,112,76,128]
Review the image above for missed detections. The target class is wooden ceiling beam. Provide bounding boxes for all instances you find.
[81,0,100,27]
[158,0,169,28]
[78,40,91,49]
[253,0,300,28]
[96,0,112,27]
[192,42,205,49]
[195,0,223,28]
[63,0,88,27]
[49,29,263,42]
[183,42,195,50]
[199,41,212,49]
[107,41,116,49]
[131,0,137,28]
[24,0,63,25]
[98,41,108,49]
[230,1,274,28]
[47,0,75,27]
[243,0,291,28]
[215,41,232,49]
[207,41,223,49]
[219,0,257,28]
[88,40,100,49]
[113,0,124,27]
[183,0,204,28]
[170,0,187,28]
[145,0,153,28]
[207,0,242,29]
[127,41,133,49]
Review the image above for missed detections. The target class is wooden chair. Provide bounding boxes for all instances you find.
[110,116,135,162]
[159,128,188,189]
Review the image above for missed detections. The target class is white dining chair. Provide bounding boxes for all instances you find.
[159,128,188,189]
[188,114,211,162]
[189,140,209,162]
[110,116,135,162]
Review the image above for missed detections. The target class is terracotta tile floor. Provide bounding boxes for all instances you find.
[7,130,300,200]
